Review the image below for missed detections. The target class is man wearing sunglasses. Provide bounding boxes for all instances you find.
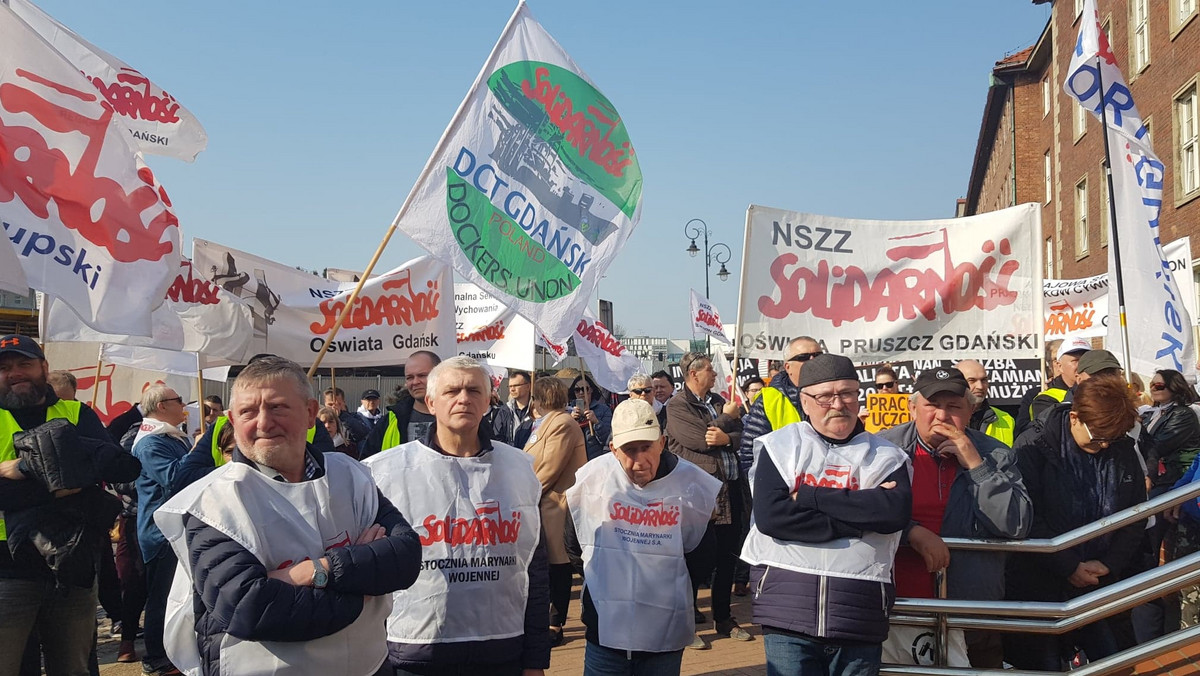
[737,337,822,474]
[742,353,912,674]
[878,367,1030,668]
[131,384,197,675]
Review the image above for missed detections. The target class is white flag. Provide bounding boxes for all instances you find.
[393,1,643,343]
[537,329,568,367]
[1064,0,1195,376]
[0,6,182,336]
[8,0,207,161]
[571,309,641,393]
[711,351,742,406]
[99,344,228,380]
[690,289,731,345]
[0,237,27,295]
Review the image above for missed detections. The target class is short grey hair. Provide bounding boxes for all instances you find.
[426,355,489,396]
[627,373,652,390]
[233,355,313,400]
[141,384,178,415]
[680,352,711,375]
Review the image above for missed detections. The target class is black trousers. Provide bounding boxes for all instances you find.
[693,481,745,624]
[549,563,574,628]
[143,548,178,667]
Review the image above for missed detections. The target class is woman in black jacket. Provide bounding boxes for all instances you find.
[1004,375,1146,670]
[1142,369,1200,492]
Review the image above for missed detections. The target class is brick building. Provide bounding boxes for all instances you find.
[965,0,1200,299]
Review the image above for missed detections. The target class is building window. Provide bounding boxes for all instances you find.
[1100,161,1110,248]
[1130,0,1150,73]
[1173,0,1197,34]
[1102,18,1113,52]
[1043,76,1051,116]
[1044,151,1052,204]
[1076,178,1089,258]
[1046,238,1055,278]
[1074,99,1088,139]
[1177,82,1199,200]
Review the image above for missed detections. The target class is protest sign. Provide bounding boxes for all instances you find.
[1162,237,1198,327]
[735,203,1042,362]
[864,393,910,433]
[855,359,1042,408]
[1043,275,1108,340]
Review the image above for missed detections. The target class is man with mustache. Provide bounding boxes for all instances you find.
[741,353,912,676]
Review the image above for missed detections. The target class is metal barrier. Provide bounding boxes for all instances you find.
[884,480,1200,674]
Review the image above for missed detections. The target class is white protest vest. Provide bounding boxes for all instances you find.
[362,440,541,644]
[153,453,390,676]
[567,454,720,653]
[741,422,911,582]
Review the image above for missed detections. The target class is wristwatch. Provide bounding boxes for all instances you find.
[311,561,329,589]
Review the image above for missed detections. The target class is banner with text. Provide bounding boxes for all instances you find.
[856,359,1042,408]
[1,6,182,336]
[1066,0,1196,376]
[393,2,643,343]
[571,308,641,393]
[454,281,535,370]
[736,203,1043,362]
[43,341,195,426]
[1162,237,1199,327]
[690,288,731,345]
[192,239,454,368]
[864,393,911,434]
[1043,274,1108,340]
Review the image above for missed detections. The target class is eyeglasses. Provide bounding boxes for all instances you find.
[800,389,860,407]
[163,397,183,406]
[787,352,822,363]
[1082,422,1123,446]
[1150,383,1167,391]
[574,387,589,393]
[875,381,897,390]
[630,388,652,395]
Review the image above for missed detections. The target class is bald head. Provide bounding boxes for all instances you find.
[783,336,822,387]
[954,359,989,406]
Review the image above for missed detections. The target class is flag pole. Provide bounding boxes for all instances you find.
[306,4,527,379]
[196,353,206,435]
[90,349,103,409]
[1095,56,1134,385]
[733,207,754,412]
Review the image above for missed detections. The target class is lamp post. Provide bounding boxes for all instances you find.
[683,218,732,353]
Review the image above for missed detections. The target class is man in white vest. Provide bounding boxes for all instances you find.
[153,356,423,676]
[565,398,720,675]
[741,353,913,676]
[363,355,550,676]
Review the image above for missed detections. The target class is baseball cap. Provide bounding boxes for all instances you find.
[361,389,381,400]
[1056,336,1092,360]
[1077,349,1122,375]
[0,335,45,360]
[610,399,662,447]
[913,367,969,399]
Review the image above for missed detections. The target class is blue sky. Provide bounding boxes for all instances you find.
[34,0,1052,338]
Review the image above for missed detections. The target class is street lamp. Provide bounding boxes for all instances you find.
[682,218,734,353]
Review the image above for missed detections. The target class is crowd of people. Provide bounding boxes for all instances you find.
[1,332,1199,676]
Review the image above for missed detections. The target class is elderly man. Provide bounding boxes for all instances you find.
[627,373,656,405]
[132,384,207,676]
[741,353,912,675]
[955,360,1016,447]
[0,335,141,676]
[362,350,441,459]
[363,356,550,676]
[878,367,1030,668]
[1017,336,1090,437]
[738,336,822,473]
[155,356,422,676]
[565,399,720,675]
[666,352,747,645]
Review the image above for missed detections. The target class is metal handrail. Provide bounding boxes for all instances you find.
[939,480,1200,552]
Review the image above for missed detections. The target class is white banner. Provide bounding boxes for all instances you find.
[41,259,254,365]
[0,6,182,336]
[1163,237,1199,327]
[571,309,641,393]
[690,288,731,345]
[7,0,207,162]
[1043,274,1108,340]
[454,282,535,371]
[736,203,1043,362]
[42,341,195,426]
[192,239,455,368]
[0,237,27,294]
[393,2,643,343]
[99,344,229,381]
[1066,0,1195,376]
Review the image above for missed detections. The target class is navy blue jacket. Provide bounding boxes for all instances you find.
[132,428,199,563]
[183,447,421,676]
[738,371,802,473]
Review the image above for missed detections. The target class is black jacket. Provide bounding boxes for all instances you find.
[1140,402,1200,488]
[361,392,417,460]
[184,447,422,675]
[0,395,140,585]
[1007,404,1146,603]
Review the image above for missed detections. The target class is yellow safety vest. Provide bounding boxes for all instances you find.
[0,400,83,541]
[1028,387,1068,417]
[984,406,1015,447]
[209,416,317,468]
[760,387,803,431]
[382,411,401,451]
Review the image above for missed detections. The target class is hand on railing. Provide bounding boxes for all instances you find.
[910,524,950,573]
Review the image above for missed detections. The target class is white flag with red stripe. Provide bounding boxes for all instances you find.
[7,0,207,161]
[0,5,182,336]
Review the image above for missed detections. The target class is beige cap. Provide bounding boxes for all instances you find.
[610,399,662,447]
